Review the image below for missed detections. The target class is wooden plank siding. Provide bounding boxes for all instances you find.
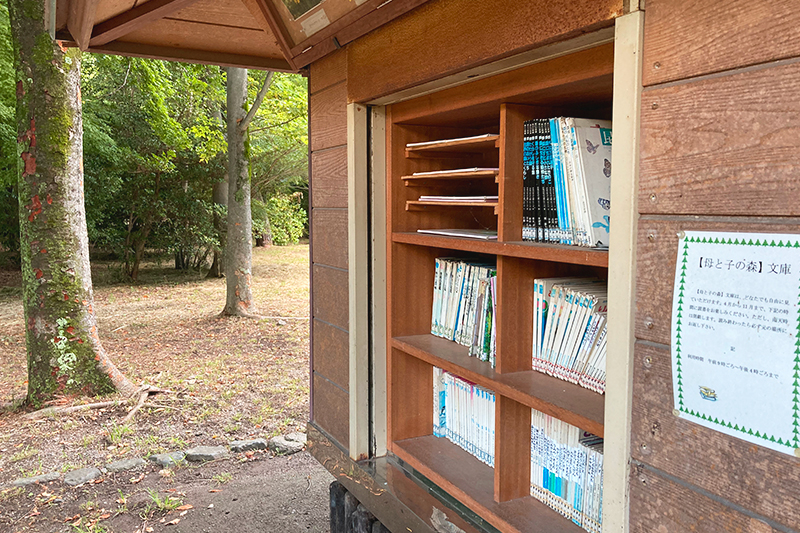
[310,53,351,453]
[632,1,800,531]
[346,0,623,103]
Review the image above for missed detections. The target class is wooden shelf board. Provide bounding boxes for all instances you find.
[405,134,500,157]
[406,201,499,215]
[402,169,500,185]
[392,233,609,267]
[392,335,605,437]
[393,435,586,533]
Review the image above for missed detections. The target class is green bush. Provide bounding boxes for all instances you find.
[253,193,306,246]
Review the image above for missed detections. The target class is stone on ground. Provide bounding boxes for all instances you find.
[286,432,307,445]
[149,451,186,468]
[105,457,146,473]
[64,467,102,486]
[230,438,268,453]
[11,472,60,487]
[269,435,305,455]
[185,446,227,462]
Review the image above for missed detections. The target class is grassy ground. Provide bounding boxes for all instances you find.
[0,244,311,486]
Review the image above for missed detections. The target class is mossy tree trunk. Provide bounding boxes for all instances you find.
[8,0,137,405]
[222,67,258,316]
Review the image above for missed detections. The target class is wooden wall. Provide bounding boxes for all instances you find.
[631,1,800,531]
[309,49,351,451]
[346,0,623,103]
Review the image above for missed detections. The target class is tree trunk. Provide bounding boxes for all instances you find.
[222,68,257,317]
[8,1,137,404]
[206,173,227,278]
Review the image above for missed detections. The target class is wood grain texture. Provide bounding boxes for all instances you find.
[313,372,350,450]
[311,147,348,208]
[630,342,800,530]
[90,0,204,47]
[390,44,615,126]
[347,0,622,103]
[118,17,284,58]
[310,82,348,152]
[634,218,800,345]
[169,0,263,30]
[312,318,349,391]
[630,464,786,533]
[640,60,800,216]
[310,48,347,95]
[494,397,531,502]
[389,349,432,442]
[312,264,349,331]
[311,208,348,269]
[642,0,800,87]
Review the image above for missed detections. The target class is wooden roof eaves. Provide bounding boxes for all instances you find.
[56,34,295,72]
[67,0,99,51]
[290,0,429,69]
[241,0,298,71]
[89,0,205,47]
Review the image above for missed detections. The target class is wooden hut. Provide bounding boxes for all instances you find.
[54,1,800,531]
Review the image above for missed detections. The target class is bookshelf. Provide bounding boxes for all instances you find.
[386,44,614,533]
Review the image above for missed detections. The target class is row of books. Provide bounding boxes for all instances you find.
[531,408,604,533]
[523,117,613,248]
[433,367,496,467]
[431,258,497,366]
[534,277,608,394]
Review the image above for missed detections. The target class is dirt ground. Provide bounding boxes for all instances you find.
[0,244,334,532]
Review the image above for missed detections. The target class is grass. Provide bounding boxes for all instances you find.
[105,423,133,445]
[10,445,38,463]
[142,488,182,517]
[212,472,233,484]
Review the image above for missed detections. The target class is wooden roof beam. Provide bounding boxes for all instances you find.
[240,0,297,71]
[89,0,204,47]
[67,0,100,50]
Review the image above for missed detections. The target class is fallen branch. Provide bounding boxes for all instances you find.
[23,401,119,420]
[22,385,175,421]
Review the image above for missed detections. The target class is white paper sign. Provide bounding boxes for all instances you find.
[671,231,800,456]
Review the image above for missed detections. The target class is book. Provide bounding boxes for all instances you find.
[523,117,612,248]
[530,407,603,532]
[411,167,499,176]
[432,367,495,467]
[406,133,497,148]
[416,228,498,240]
[431,258,497,362]
[417,195,498,203]
[533,277,608,393]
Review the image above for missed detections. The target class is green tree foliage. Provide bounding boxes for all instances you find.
[81,55,227,278]
[0,3,19,265]
[252,193,306,246]
[247,72,308,239]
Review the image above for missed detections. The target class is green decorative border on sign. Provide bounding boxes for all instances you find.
[674,235,800,449]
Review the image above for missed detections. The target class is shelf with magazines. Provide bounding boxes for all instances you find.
[387,42,614,533]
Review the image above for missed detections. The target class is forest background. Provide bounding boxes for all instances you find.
[0,2,309,277]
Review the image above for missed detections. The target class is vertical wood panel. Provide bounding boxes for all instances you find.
[310,82,348,151]
[312,318,349,391]
[311,147,348,208]
[389,349,432,443]
[310,48,347,94]
[313,373,350,449]
[312,264,349,330]
[642,0,800,86]
[311,209,349,269]
[494,397,531,503]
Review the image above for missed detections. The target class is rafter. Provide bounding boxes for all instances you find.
[67,0,100,51]
[89,0,204,47]
[240,0,297,71]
